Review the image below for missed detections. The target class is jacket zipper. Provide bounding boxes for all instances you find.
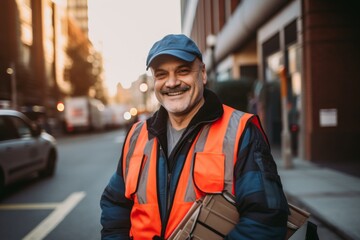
[160,124,200,238]
[159,140,172,238]
[160,121,216,238]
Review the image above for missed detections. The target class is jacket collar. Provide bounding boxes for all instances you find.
[146,88,223,139]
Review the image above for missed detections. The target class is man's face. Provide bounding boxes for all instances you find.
[150,55,207,117]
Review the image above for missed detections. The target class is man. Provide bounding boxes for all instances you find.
[100,34,289,239]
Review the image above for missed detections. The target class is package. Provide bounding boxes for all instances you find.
[287,203,311,239]
[169,192,310,240]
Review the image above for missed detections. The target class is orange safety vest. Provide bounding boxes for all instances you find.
[122,105,253,239]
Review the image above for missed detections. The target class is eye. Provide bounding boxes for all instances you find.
[154,72,167,80]
[176,67,191,76]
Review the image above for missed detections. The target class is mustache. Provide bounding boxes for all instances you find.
[160,86,190,94]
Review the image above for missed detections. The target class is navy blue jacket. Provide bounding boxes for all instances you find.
[100,89,289,239]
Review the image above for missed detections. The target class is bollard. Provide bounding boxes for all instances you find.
[279,67,293,169]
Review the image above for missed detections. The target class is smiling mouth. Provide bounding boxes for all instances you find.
[161,86,190,96]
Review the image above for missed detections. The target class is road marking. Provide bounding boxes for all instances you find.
[0,203,58,210]
[22,191,86,240]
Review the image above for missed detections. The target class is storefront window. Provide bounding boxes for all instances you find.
[287,43,302,155]
[265,52,283,82]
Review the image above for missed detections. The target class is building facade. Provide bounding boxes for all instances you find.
[67,0,89,37]
[0,0,62,117]
[181,0,360,164]
[0,0,105,133]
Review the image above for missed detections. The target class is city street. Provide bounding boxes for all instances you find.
[1,0,359,239]
[0,129,126,240]
[0,128,348,239]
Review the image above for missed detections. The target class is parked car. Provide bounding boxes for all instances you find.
[0,109,57,194]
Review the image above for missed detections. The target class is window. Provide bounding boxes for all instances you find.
[0,117,19,141]
[11,117,32,138]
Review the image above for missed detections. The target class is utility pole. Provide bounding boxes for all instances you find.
[279,66,293,169]
[206,34,217,90]
[6,62,17,109]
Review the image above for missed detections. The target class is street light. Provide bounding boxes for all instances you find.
[206,34,217,51]
[6,62,17,109]
[139,82,148,93]
[206,34,217,90]
[139,74,148,112]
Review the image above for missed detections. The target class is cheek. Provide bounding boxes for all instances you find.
[154,90,162,102]
[153,83,160,97]
[196,78,205,93]
[154,82,163,93]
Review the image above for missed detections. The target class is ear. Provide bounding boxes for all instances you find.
[202,64,207,85]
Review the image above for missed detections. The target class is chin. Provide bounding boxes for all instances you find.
[163,102,187,113]
[166,107,187,115]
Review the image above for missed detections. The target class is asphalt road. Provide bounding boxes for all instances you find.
[0,128,125,240]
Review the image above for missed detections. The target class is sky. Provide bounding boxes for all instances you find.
[87,0,182,95]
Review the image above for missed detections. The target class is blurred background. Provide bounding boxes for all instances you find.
[1,0,360,166]
[0,0,360,239]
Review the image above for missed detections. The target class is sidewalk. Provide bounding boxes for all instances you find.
[274,153,360,240]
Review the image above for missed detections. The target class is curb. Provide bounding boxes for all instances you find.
[285,193,355,240]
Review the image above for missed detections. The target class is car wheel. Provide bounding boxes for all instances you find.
[39,150,57,178]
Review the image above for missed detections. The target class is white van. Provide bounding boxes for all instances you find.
[63,97,105,133]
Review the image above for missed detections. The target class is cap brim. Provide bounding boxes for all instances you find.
[146,50,197,70]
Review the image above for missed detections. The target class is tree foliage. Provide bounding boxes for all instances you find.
[66,46,97,96]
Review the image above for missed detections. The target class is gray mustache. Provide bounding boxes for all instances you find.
[160,86,190,94]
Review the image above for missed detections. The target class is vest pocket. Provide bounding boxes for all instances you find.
[130,203,161,238]
[125,154,146,199]
[193,152,225,193]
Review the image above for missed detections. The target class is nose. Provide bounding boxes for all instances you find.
[165,72,180,88]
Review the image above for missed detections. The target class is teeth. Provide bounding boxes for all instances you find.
[167,91,183,96]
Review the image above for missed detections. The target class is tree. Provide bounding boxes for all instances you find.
[66,45,96,96]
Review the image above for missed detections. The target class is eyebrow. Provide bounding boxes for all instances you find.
[154,62,193,72]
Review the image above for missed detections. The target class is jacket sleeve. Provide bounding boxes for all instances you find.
[225,116,289,240]
[100,133,133,239]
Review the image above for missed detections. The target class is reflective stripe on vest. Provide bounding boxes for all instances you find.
[123,105,253,239]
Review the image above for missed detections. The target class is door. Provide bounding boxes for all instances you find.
[0,115,39,183]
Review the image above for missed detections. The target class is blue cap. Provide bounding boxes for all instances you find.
[146,34,202,70]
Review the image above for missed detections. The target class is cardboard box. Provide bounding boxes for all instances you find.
[169,192,238,240]
[169,192,310,240]
[287,203,311,239]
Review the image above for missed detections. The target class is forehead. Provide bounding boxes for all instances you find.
[150,55,195,70]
